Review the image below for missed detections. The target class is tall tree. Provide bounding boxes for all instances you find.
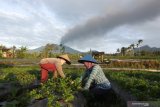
[126,46,132,56]
[138,39,143,56]
[12,45,16,58]
[0,45,3,57]
[16,46,27,58]
[116,48,120,53]
[130,44,135,49]
[121,47,126,56]
[43,43,58,57]
[60,44,65,54]
[130,44,135,56]
[138,39,143,45]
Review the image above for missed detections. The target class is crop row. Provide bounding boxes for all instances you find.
[102,60,160,69]
[105,70,160,101]
[1,66,160,106]
[0,66,83,107]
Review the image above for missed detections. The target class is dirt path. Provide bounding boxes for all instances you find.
[71,64,160,72]
[102,67,160,72]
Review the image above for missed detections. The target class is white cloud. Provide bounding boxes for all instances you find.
[0,0,160,53]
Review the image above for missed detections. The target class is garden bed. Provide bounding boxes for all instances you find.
[105,70,160,101]
[1,65,160,106]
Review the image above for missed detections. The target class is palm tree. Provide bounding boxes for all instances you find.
[117,48,120,53]
[121,47,126,56]
[126,46,132,56]
[138,39,143,56]
[130,44,135,56]
[130,44,135,49]
[116,48,120,56]
[138,39,143,45]
[136,43,139,48]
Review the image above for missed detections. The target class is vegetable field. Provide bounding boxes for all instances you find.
[0,61,160,107]
[105,70,160,101]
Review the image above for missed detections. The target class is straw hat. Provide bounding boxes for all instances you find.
[57,54,71,65]
[78,54,98,64]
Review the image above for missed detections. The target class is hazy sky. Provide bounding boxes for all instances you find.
[0,0,160,53]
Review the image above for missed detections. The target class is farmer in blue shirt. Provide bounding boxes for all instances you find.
[78,54,111,96]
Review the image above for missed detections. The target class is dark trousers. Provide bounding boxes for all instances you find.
[90,87,111,96]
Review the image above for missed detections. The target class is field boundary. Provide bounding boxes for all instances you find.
[102,67,160,72]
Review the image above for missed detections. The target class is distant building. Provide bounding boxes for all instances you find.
[92,51,105,63]
[0,46,15,58]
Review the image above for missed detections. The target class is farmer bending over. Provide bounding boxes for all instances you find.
[39,54,71,83]
[78,54,111,96]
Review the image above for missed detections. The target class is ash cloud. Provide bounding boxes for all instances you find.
[61,0,160,45]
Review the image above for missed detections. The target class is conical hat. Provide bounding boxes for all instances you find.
[78,54,98,64]
[57,54,71,65]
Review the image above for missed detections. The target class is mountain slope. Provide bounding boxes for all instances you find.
[28,44,81,53]
[134,45,160,52]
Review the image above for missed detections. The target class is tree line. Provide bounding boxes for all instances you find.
[0,43,66,59]
[117,39,143,56]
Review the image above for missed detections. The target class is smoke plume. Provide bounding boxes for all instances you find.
[61,0,160,45]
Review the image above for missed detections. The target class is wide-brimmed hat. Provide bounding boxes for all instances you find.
[57,54,71,65]
[78,54,98,64]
